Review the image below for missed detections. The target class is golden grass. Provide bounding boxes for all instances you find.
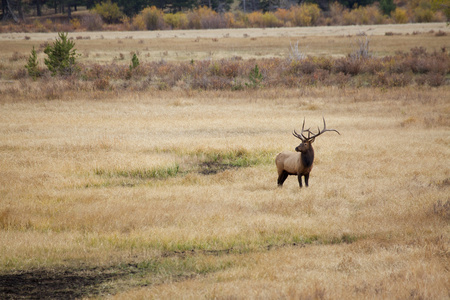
[0,86,449,298]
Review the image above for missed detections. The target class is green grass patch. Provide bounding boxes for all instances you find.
[85,229,360,258]
[199,149,274,167]
[94,163,180,180]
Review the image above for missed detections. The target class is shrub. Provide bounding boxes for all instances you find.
[426,73,445,87]
[187,6,222,29]
[223,12,236,28]
[9,51,25,62]
[25,46,40,80]
[131,14,146,30]
[343,4,385,25]
[92,0,124,24]
[164,12,188,29]
[262,12,282,27]
[248,11,264,27]
[274,8,290,24]
[289,3,321,26]
[288,41,307,62]
[391,7,409,23]
[33,20,47,32]
[81,12,104,31]
[44,32,79,76]
[94,77,111,90]
[70,18,81,30]
[333,57,361,75]
[387,73,413,87]
[414,6,434,22]
[350,36,371,60]
[189,6,225,29]
[233,11,249,28]
[221,61,240,78]
[329,2,345,25]
[139,6,165,30]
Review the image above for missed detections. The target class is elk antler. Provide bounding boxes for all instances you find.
[308,117,340,140]
[293,118,310,141]
[293,117,339,141]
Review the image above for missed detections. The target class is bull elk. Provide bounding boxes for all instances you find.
[276,117,340,188]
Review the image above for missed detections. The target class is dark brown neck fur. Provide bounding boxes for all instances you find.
[301,147,314,169]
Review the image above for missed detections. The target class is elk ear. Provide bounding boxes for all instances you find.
[310,138,315,143]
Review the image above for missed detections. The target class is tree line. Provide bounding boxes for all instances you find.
[1,0,398,20]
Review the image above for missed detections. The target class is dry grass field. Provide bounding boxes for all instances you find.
[0,24,449,299]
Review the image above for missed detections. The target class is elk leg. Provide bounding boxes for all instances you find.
[278,171,289,187]
[304,173,309,187]
[297,175,303,188]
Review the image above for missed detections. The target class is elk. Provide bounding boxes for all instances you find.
[276,117,340,188]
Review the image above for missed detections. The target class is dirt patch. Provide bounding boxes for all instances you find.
[198,161,238,175]
[0,266,131,299]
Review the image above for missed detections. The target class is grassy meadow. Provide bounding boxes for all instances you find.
[0,25,449,299]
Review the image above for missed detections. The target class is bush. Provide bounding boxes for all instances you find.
[81,12,104,31]
[426,72,445,87]
[343,4,385,25]
[350,36,371,60]
[33,20,47,33]
[333,57,362,75]
[414,7,435,22]
[92,0,124,24]
[289,3,321,26]
[274,8,290,24]
[44,32,79,76]
[187,6,224,29]
[131,14,146,30]
[139,6,165,30]
[164,12,188,29]
[70,18,81,30]
[262,12,282,27]
[328,2,345,25]
[391,8,409,23]
[248,11,264,27]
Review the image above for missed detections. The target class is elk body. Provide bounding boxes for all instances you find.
[276,118,340,188]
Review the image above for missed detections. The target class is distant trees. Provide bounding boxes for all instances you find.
[1,0,448,24]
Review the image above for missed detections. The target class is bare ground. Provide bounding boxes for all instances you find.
[0,266,126,299]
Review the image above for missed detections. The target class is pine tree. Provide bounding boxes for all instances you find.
[246,64,263,88]
[44,32,79,76]
[380,0,396,16]
[25,46,40,80]
[129,53,140,71]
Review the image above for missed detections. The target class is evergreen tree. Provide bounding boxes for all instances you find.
[380,0,396,15]
[44,32,79,76]
[25,46,40,80]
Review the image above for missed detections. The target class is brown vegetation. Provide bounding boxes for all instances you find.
[0,45,449,101]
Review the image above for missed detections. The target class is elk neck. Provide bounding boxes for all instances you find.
[301,146,314,169]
